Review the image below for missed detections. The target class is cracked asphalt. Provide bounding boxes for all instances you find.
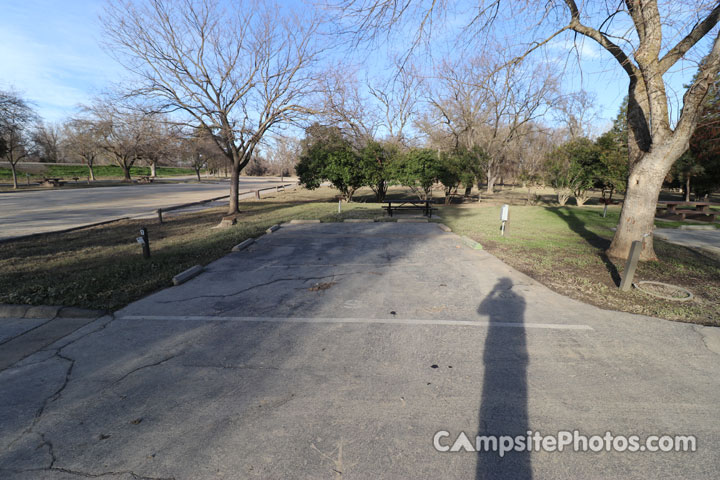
[1,222,719,479]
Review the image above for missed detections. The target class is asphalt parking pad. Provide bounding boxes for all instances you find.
[2,222,719,479]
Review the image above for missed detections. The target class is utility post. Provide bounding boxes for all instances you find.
[137,227,151,259]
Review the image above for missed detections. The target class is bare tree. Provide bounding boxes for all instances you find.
[425,54,558,193]
[367,60,423,145]
[267,135,301,178]
[321,67,379,145]
[181,129,222,181]
[139,114,178,177]
[62,118,104,181]
[335,0,720,260]
[32,122,63,163]
[85,99,146,182]
[320,59,422,148]
[552,90,599,141]
[103,0,324,214]
[0,90,38,189]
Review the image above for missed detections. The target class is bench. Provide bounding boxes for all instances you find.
[384,200,435,218]
[657,201,718,222]
[674,211,717,222]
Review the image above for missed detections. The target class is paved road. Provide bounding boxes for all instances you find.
[0,177,292,240]
[1,222,719,479]
[655,228,720,256]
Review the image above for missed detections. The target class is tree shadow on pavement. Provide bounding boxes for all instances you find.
[548,208,622,287]
[476,277,532,479]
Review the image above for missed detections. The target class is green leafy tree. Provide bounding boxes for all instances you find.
[436,147,486,204]
[390,148,439,201]
[593,98,629,200]
[688,74,720,198]
[595,124,629,202]
[296,124,365,201]
[359,141,395,202]
[545,138,599,206]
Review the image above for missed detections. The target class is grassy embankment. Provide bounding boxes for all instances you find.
[0,164,196,181]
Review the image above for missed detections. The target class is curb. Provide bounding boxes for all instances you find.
[461,236,483,250]
[289,219,321,224]
[172,265,203,286]
[397,218,428,223]
[436,223,452,232]
[266,224,280,234]
[57,307,107,318]
[0,304,107,319]
[343,219,374,223]
[231,238,255,252]
[679,225,717,231]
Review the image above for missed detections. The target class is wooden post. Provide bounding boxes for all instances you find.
[255,190,260,200]
[138,227,151,259]
[157,208,163,224]
[620,240,642,291]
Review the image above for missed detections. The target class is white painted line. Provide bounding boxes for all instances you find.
[119,315,593,330]
[262,263,426,267]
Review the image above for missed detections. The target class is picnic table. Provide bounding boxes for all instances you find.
[384,200,435,218]
[657,201,718,221]
[137,176,155,184]
[41,177,65,187]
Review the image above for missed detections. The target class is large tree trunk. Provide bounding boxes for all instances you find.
[486,173,496,194]
[607,152,671,261]
[10,162,18,189]
[121,164,132,182]
[150,161,157,178]
[375,181,387,202]
[88,163,96,181]
[227,163,240,214]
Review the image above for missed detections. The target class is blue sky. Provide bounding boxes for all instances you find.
[0,0,710,132]
[0,0,123,122]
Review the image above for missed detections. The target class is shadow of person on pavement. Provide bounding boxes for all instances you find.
[476,277,532,479]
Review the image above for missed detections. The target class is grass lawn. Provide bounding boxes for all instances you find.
[437,204,720,326]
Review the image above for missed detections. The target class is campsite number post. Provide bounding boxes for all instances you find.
[137,227,151,259]
[500,204,509,236]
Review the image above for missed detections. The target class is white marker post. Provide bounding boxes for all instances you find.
[338,200,342,214]
[500,204,509,236]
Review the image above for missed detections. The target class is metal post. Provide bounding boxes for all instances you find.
[500,204,509,236]
[619,240,642,291]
